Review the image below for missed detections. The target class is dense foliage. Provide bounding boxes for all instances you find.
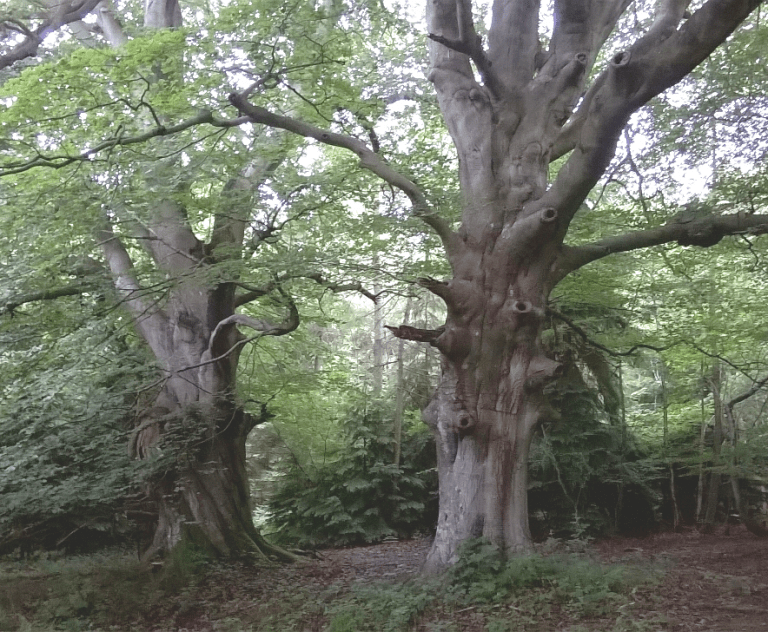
[267,402,437,547]
[0,0,767,562]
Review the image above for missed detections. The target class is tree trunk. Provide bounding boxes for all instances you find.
[703,364,724,531]
[121,275,298,561]
[420,281,562,571]
[100,148,299,561]
[230,0,765,573]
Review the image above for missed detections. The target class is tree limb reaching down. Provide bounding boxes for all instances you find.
[227,92,457,254]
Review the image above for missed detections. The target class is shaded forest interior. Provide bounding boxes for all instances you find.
[2,0,768,630]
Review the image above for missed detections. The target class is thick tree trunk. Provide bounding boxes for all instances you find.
[419,267,562,572]
[128,285,270,560]
[228,0,765,574]
[101,165,299,561]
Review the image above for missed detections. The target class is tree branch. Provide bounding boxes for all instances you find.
[0,110,247,177]
[228,92,457,255]
[234,272,379,308]
[97,221,169,350]
[0,282,96,316]
[557,212,768,277]
[233,281,279,308]
[728,373,768,410]
[542,0,761,231]
[427,0,503,97]
[208,299,300,356]
[426,0,475,86]
[550,308,762,380]
[487,0,541,91]
[304,273,379,303]
[0,0,102,70]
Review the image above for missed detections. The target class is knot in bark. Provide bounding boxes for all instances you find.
[676,220,725,247]
[450,410,477,435]
[540,207,558,225]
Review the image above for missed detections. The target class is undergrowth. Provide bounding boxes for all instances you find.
[0,538,665,631]
[323,538,664,632]
[0,543,209,631]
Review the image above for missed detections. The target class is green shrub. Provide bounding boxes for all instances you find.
[0,545,210,631]
[529,372,660,540]
[267,402,437,547]
[445,538,660,615]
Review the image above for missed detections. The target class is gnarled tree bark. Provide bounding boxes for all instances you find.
[232,0,768,572]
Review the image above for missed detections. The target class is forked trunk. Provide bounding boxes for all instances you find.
[225,0,765,573]
[101,207,299,560]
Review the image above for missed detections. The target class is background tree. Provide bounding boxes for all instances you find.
[0,0,430,560]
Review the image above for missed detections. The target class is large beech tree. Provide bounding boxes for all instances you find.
[0,0,395,560]
[3,0,768,570]
[230,0,768,570]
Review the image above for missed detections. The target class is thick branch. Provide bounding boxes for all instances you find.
[550,73,607,161]
[544,0,760,228]
[640,0,752,99]
[558,212,768,276]
[427,0,503,96]
[93,0,127,47]
[228,92,457,255]
[487,0,540,90]
[0,0,102,70]
[208,160,279,260]
[97,222,168,349]
[0,282,95,316]
[426,0,475,87]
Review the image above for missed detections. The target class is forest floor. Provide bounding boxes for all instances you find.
[2,526,768,631]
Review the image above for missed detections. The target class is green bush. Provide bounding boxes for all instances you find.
[0,319,156,555]
[267,403,437,547]
[528,372,660,540]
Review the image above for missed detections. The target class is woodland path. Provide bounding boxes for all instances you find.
[161,528,768,631]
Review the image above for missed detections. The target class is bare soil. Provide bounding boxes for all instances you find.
[154,527,768,631]
[595,526,768,632]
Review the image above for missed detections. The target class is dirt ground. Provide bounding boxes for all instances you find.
[161,527,768,631]
[594,526,768,631]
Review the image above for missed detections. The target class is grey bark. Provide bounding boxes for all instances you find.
[229,0,768,571]
[415,0,766,571]
[703,364,724,530]
[94,0,298,561]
